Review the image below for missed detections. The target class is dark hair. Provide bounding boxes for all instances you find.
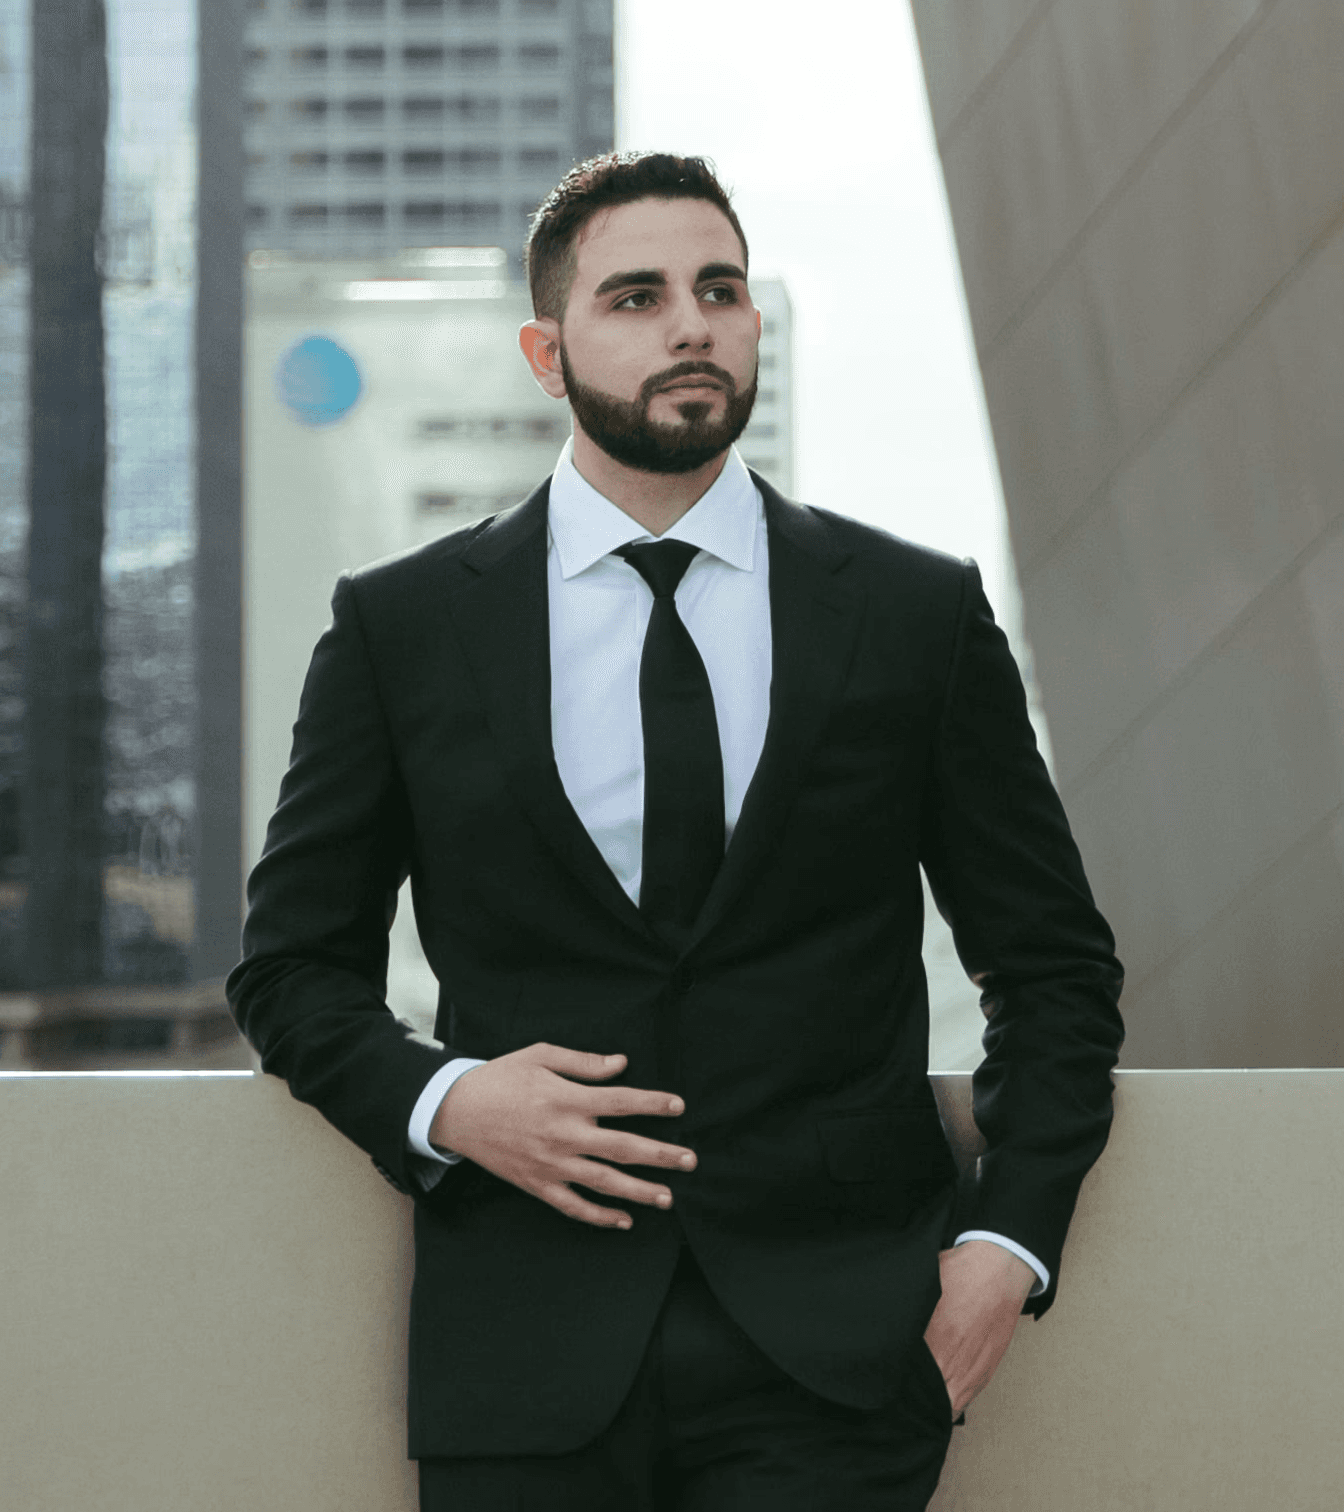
[524,151,749,321]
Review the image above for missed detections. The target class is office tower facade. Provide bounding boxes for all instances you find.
[0,0,246,1067]
[910,2,1344,1067]
[737,276,793,497]
[242,0,615,270]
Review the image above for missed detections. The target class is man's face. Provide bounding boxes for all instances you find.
[540,197,760,474]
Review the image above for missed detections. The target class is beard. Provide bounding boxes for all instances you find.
[560,348,758,475]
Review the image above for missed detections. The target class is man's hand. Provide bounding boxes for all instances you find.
[428,1043,696,1229]
[923,1240,1036,1416]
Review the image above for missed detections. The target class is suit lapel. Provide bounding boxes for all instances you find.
[445,480,653,942]
[444,473,862,954]
[688,478,863,949]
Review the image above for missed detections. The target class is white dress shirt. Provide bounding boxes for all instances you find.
[405,440,1048,1296]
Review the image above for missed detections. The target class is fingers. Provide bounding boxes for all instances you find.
[587,1084,686,1120]
[540,1183,636,1231]
[521,1049,686,1124]
[565,1158,675,1211]
[589,1128,697,1172]
[526,1043,630,1082]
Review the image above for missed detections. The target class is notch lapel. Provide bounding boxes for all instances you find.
[445,480,653,943]
[688,478,863,949]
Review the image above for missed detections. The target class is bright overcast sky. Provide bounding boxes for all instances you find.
[615,0,1021,625]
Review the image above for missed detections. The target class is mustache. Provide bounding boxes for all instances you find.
[638,361,740,404]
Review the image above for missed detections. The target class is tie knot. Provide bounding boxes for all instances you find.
[616,540,700,599]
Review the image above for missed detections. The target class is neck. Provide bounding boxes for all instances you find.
[569,427,729,537]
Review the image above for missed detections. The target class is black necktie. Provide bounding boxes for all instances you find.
[617,541,725,942]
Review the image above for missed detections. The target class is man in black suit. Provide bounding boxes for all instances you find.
[229,153,1123,1510]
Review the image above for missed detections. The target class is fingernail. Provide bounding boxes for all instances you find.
[605,1054,624,1064]
[668,1097,684,1114]
[617,1215,632,1229]
[679,1152,696,1170]
[656,1192,672,1208]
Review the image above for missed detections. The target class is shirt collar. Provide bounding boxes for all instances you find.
[547,435,761,581]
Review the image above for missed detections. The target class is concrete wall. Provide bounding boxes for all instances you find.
[1,1069,1341,1509]
[908,0,1344,1066]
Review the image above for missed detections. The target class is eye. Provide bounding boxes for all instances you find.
[613,289,657,310]
[702,285,738,304]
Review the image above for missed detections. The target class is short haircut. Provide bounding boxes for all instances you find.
[524,151,749,322]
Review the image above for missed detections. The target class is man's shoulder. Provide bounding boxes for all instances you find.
[342,480,549,605]
[811,504,966,580]
[757,476,969,597]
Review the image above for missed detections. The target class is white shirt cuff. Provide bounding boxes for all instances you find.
[954,1230,1051,1298]
[407,1057,487,1168]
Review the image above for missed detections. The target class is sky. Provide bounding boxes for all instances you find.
[615,0,1023,631]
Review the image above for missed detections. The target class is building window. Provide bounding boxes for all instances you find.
[245,47,268,68]
[345,150,386,173]
[345,0,385,12]
[344,202,386,225]
[758,353,777,370]
[403,200,501,229]
[244,99,268,117]
[291,47,329,70]
[448,95,501,121]
[518,95,559,121]
[289,203,330,223]
[448,148,502,174]
[290,98,329,119]
[744,424,776,439]
[291,0,328,13]
[581,35,613,67]
[519,44,560,70]
[518,147,559,173]
[460,46,501,70]
[756,389,778,405]
[403,97,444,120]
[346,47,386,69]
[403,0,444,11]
[403,149,444,175]
[344,97,386,119]
[404,45,445,68]
[518,0,558,12]
[418,415,565,441]
[460,0,500,12]
[290,150,330,171]
[416,491,519,517]
[246,205,269,226]
[247,152,268,169]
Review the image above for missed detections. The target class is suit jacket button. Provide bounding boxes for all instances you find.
[670,963,696,996]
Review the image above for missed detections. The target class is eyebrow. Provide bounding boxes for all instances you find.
[592,267,665,297]
[590,261,748,298]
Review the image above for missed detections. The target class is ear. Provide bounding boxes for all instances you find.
[518,319,566,398]
[755,306,762,339]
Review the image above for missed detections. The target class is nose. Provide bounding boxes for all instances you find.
[666,290,713,353]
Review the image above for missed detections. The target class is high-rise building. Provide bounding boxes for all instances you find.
[736,277,793,497]
[242,0,614,272]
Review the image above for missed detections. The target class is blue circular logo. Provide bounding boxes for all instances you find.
[276,335,363,426]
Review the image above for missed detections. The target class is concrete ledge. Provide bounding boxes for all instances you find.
[1,1069,1339,1509]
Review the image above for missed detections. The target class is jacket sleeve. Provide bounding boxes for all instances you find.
[227,573,454,1194]
[919,561,1125,1316]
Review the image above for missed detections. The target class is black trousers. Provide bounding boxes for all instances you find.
[419,1246,953,1511]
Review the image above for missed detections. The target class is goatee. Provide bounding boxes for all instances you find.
[560,350,757,475]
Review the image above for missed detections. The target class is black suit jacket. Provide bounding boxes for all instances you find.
[228,473,1123,1458]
